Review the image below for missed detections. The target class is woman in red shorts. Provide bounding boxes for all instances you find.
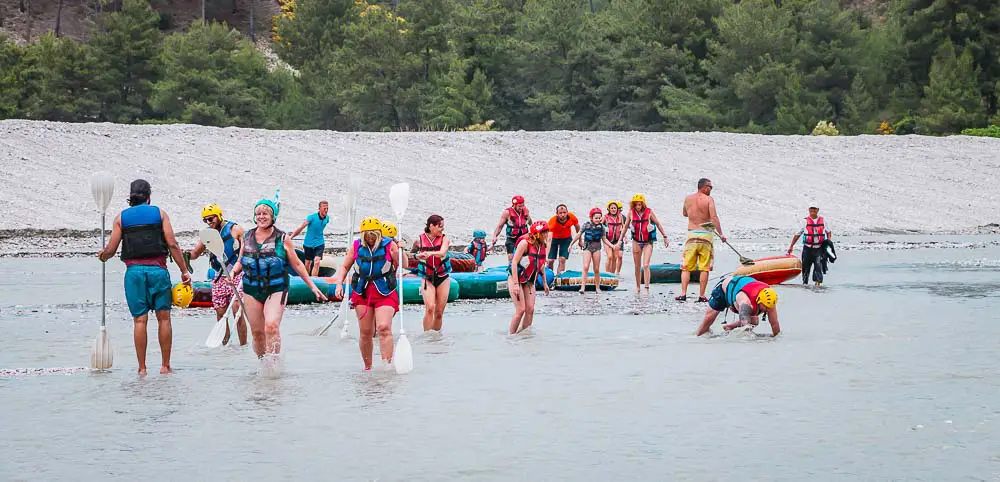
[333,217,400,370]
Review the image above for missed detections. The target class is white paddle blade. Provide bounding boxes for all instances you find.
[394,334,413,374]
[348,175,363,197]
[205,318,228,348]
[199,228,226,259]
[90,171,115,212]
[91,327,113,369]
[389,183,410,221]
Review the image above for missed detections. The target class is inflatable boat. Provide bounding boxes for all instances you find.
[732,255,802,285]
[552,270,619,291]
[186,275,458,307]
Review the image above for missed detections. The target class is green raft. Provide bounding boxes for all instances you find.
[648,263,702,283]
[399,276,460,304]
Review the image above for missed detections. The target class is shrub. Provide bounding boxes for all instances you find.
[811,120,839,136]
[960,125,1000,138]
[876,121,894,135]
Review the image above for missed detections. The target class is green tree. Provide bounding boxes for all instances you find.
[150,22,277,127]
[88,0,162,123]
[18,33,100,121]
[0,36,24,118]
[917,41,987,134]
[841,75,877,134]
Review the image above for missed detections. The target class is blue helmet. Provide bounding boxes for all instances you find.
[254,199,279,219]
[473,229,487,239]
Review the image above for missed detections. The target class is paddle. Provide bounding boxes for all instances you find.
[205,293,242,348]
[699,222,754,266]
[315,178,360,336]
[390,182,413,374]
[90,171,115,370]
[337,176,363,339]
[200,228,251,346]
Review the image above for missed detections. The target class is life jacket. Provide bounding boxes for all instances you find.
[630,207,656,242]
[414,233,452,279]
[509,235,546,285]
[582,222,604,243]
[469,239,488,264]
[505,207,530,238]
[120,204,168,260]
[803,216,826,247]
[605,213,624,243]
[209,221,240,277]
[724,275,767,315]
[352,237,397,296]
[240,227,289,292]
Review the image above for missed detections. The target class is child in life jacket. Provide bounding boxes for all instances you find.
[466,229,490,272]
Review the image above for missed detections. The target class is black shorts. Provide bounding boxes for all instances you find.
[505,239,518,255]
[422,273,450,288]
[303,245,325,260]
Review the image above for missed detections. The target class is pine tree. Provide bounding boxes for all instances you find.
[917,41,986,134]
[841,75,876,134]
[89,0,162,123]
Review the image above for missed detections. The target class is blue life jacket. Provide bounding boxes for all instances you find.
[209,221,240,276]
[240,228,289,292]
[469,239,488,264]
[724,276,756,307]
[583,223,604,243]
[120,204,168,260]
[352,238,397,296]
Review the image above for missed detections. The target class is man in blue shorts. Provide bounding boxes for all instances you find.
[97,179,190,376]
[291,200,330,277]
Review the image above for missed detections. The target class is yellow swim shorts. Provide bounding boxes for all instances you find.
[682,230,714,272]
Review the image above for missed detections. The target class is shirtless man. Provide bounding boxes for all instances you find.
[678,178,727,302]
[695,275,781,337]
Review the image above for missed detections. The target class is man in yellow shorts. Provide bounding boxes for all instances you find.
[678,178,726,302]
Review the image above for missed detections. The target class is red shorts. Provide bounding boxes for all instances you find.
[350,283,399,313]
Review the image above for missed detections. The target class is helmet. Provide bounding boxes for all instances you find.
[201,203,223,221]
[254,199,279,219]
[359,216,382,232]
[380,220,398,238]
[529,221,549,236]
[473,229,487,239]
[631,193,646,204]
[589,207,602,217]
[511,195,525,205]
[756,288,778,309]
[607,200,623,210]
[171,283,193,308]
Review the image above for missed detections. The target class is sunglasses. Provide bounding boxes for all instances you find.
[202,215,218,224]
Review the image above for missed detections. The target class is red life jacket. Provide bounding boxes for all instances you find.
[416,233,451,278]
[514,235,546,285]
[605,213,624,243]
[469,239,488,264]
[729,279,768,316]
[804,216,826,247]
[505,207,530,238]
[630,208,653,242]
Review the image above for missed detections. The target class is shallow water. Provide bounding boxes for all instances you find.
[2,236,999,481]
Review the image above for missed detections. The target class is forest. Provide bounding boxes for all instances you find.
[1,0,998,136]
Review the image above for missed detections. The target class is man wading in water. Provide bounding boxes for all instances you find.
[97,179,190,376]
[678,178,726,302]
[787,204,831,287]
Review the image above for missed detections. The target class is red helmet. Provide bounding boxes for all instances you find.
[589,207,602,217]
[511,195,525,205]
[529,221,549,235]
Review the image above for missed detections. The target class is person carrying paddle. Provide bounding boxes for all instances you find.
[97,179,191,376]
[409,214,452,332]
[508,221,551,334]
[603,200,626,276]
[787,204,831,287]
[290,200,330,277]
[622,194,669,293]
[695,275,781,337]
[547,204,580,275]
[678,178,726,302]
[187,203,247,346]
[490,195,532,261]
[332,216,401,370]
[232,199,327,364]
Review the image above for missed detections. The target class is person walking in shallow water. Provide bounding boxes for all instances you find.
[678,178,725,302]
[787,204,831,287]
[97,179,190,376]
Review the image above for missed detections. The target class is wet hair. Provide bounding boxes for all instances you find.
[424,214,444,233]
[698,178,711,189]
[128,179,151,206]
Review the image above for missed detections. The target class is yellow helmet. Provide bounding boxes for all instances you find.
[631,194,646,204]
[171,283,193,308]
[380,220,398,238]
[201,203,223,221]
[756,288,778,309]
[607,200,623,210]
[359,216,382,232]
